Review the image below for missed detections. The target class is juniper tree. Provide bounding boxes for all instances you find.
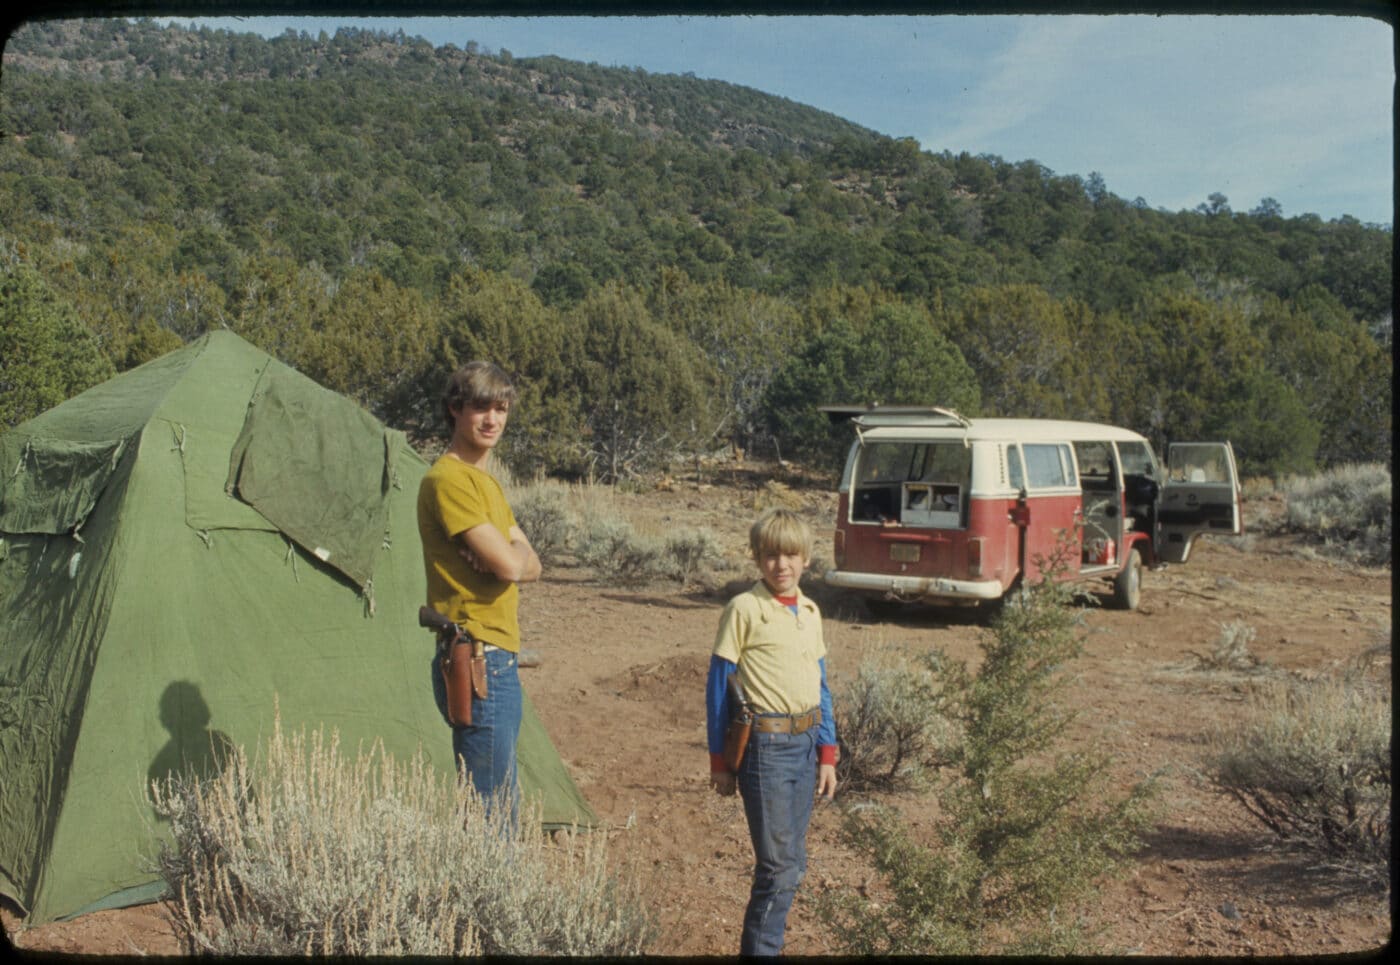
[822,568,1158,955]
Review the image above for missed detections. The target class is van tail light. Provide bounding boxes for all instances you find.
[833,528,846,568]
[968,537,984,577]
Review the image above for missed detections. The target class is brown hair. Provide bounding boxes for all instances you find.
[749,508,813,560]
[441,361,517,432]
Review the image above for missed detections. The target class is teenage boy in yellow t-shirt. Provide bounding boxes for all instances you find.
[706,508,838,956]
[417,361,540,822]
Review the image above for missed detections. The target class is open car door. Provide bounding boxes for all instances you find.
[1154,441,1242,564]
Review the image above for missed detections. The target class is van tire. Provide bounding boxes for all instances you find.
[1112,547,1142,610]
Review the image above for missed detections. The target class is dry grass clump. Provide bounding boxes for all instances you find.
[148,713,653,956]
[505,478,726,586]
[1280,463,1391,567]
[833,644,958,794]
[752,479,804,510]
[1205,668,1391,888]
[574,508,723,587]
[1190,620,1265,672]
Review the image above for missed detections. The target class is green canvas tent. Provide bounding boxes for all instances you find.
[0,331,596,924]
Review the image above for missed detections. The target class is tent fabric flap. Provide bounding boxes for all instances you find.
[0,434,129,536]
[226,365,395,590]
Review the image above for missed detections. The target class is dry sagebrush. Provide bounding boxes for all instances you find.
[148,714,653,956]
[1206,671,1391,887]
[1281,463,1391,567]
[833,644,958,794]
[508,477,725,585]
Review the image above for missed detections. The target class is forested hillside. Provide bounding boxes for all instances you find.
[1,17,1391,479]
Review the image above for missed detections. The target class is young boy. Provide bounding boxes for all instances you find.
[417,361,541,823]
[706,508,838,956]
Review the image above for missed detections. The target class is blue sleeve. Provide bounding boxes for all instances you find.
[817,657,837,747]
[706,655,737,756]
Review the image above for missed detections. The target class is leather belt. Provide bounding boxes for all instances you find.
[752,708,821,735]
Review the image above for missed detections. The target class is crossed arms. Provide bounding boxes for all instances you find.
[459,522,541,584]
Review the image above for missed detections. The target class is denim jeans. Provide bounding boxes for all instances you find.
[431,646,522,827]
[736,725,818,956]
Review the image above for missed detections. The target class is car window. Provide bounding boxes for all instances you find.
[1168,444,1231,483]
[1073,440,1114,481]
[858,442,969,484]
[1116,440,1156,477]
[1023,443,1074,489]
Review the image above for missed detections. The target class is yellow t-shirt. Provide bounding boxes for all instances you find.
[712,581,825,715]
[417,455,520,652]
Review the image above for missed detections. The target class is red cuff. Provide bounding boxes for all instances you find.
[710,752,730,774]
[818,744,837,767]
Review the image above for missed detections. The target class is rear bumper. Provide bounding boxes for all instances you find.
[822,569,1004,602]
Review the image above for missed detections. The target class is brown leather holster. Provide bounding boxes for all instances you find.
[722,715,752,772]
[439,630,488,727]
[722,674,754,772]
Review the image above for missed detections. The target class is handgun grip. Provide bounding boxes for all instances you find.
[418,605,455,633]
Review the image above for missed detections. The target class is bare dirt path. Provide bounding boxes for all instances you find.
[4,477,1391,956]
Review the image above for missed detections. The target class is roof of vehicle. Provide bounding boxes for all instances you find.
[848,412,1150,445]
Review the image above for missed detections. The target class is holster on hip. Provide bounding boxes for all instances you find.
[722,674,754,772]
[440,632,488,727]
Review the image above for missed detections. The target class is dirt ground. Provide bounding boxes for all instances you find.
[3,472,1392,957]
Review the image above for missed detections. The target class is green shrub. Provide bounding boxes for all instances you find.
[573,514,664,586]
[761,306,980,469]
[572,503,724,587]
[1281,463,1391,566]
[833,646,957,794]
[1206,671,1391,886]
[820,576,1158,955]
[148,714,654,956]
[661,526,725,584]
[507,479,577,566]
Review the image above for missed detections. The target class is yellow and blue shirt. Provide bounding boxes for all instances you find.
[706,580,837,772]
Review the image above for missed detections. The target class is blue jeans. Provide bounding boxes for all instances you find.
[736,725,818,956]
[431,647,522,827]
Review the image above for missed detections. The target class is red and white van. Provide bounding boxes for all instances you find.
[822,406,1242,611]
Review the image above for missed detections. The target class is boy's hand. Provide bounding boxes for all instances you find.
[457,546,489,572]
[816,763,837,800]
[710,771,736,797]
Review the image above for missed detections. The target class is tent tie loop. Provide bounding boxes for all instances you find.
[197,530,212,548]
[10,439,32,478]
[171,423,187,455]
[363,578,376,617]
[284,539,301,582]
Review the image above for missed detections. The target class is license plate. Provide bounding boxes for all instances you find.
[889,543,921,563]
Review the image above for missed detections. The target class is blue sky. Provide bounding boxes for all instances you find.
[167,13,1391,225]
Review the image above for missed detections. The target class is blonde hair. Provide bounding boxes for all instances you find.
[749,508,812,560]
